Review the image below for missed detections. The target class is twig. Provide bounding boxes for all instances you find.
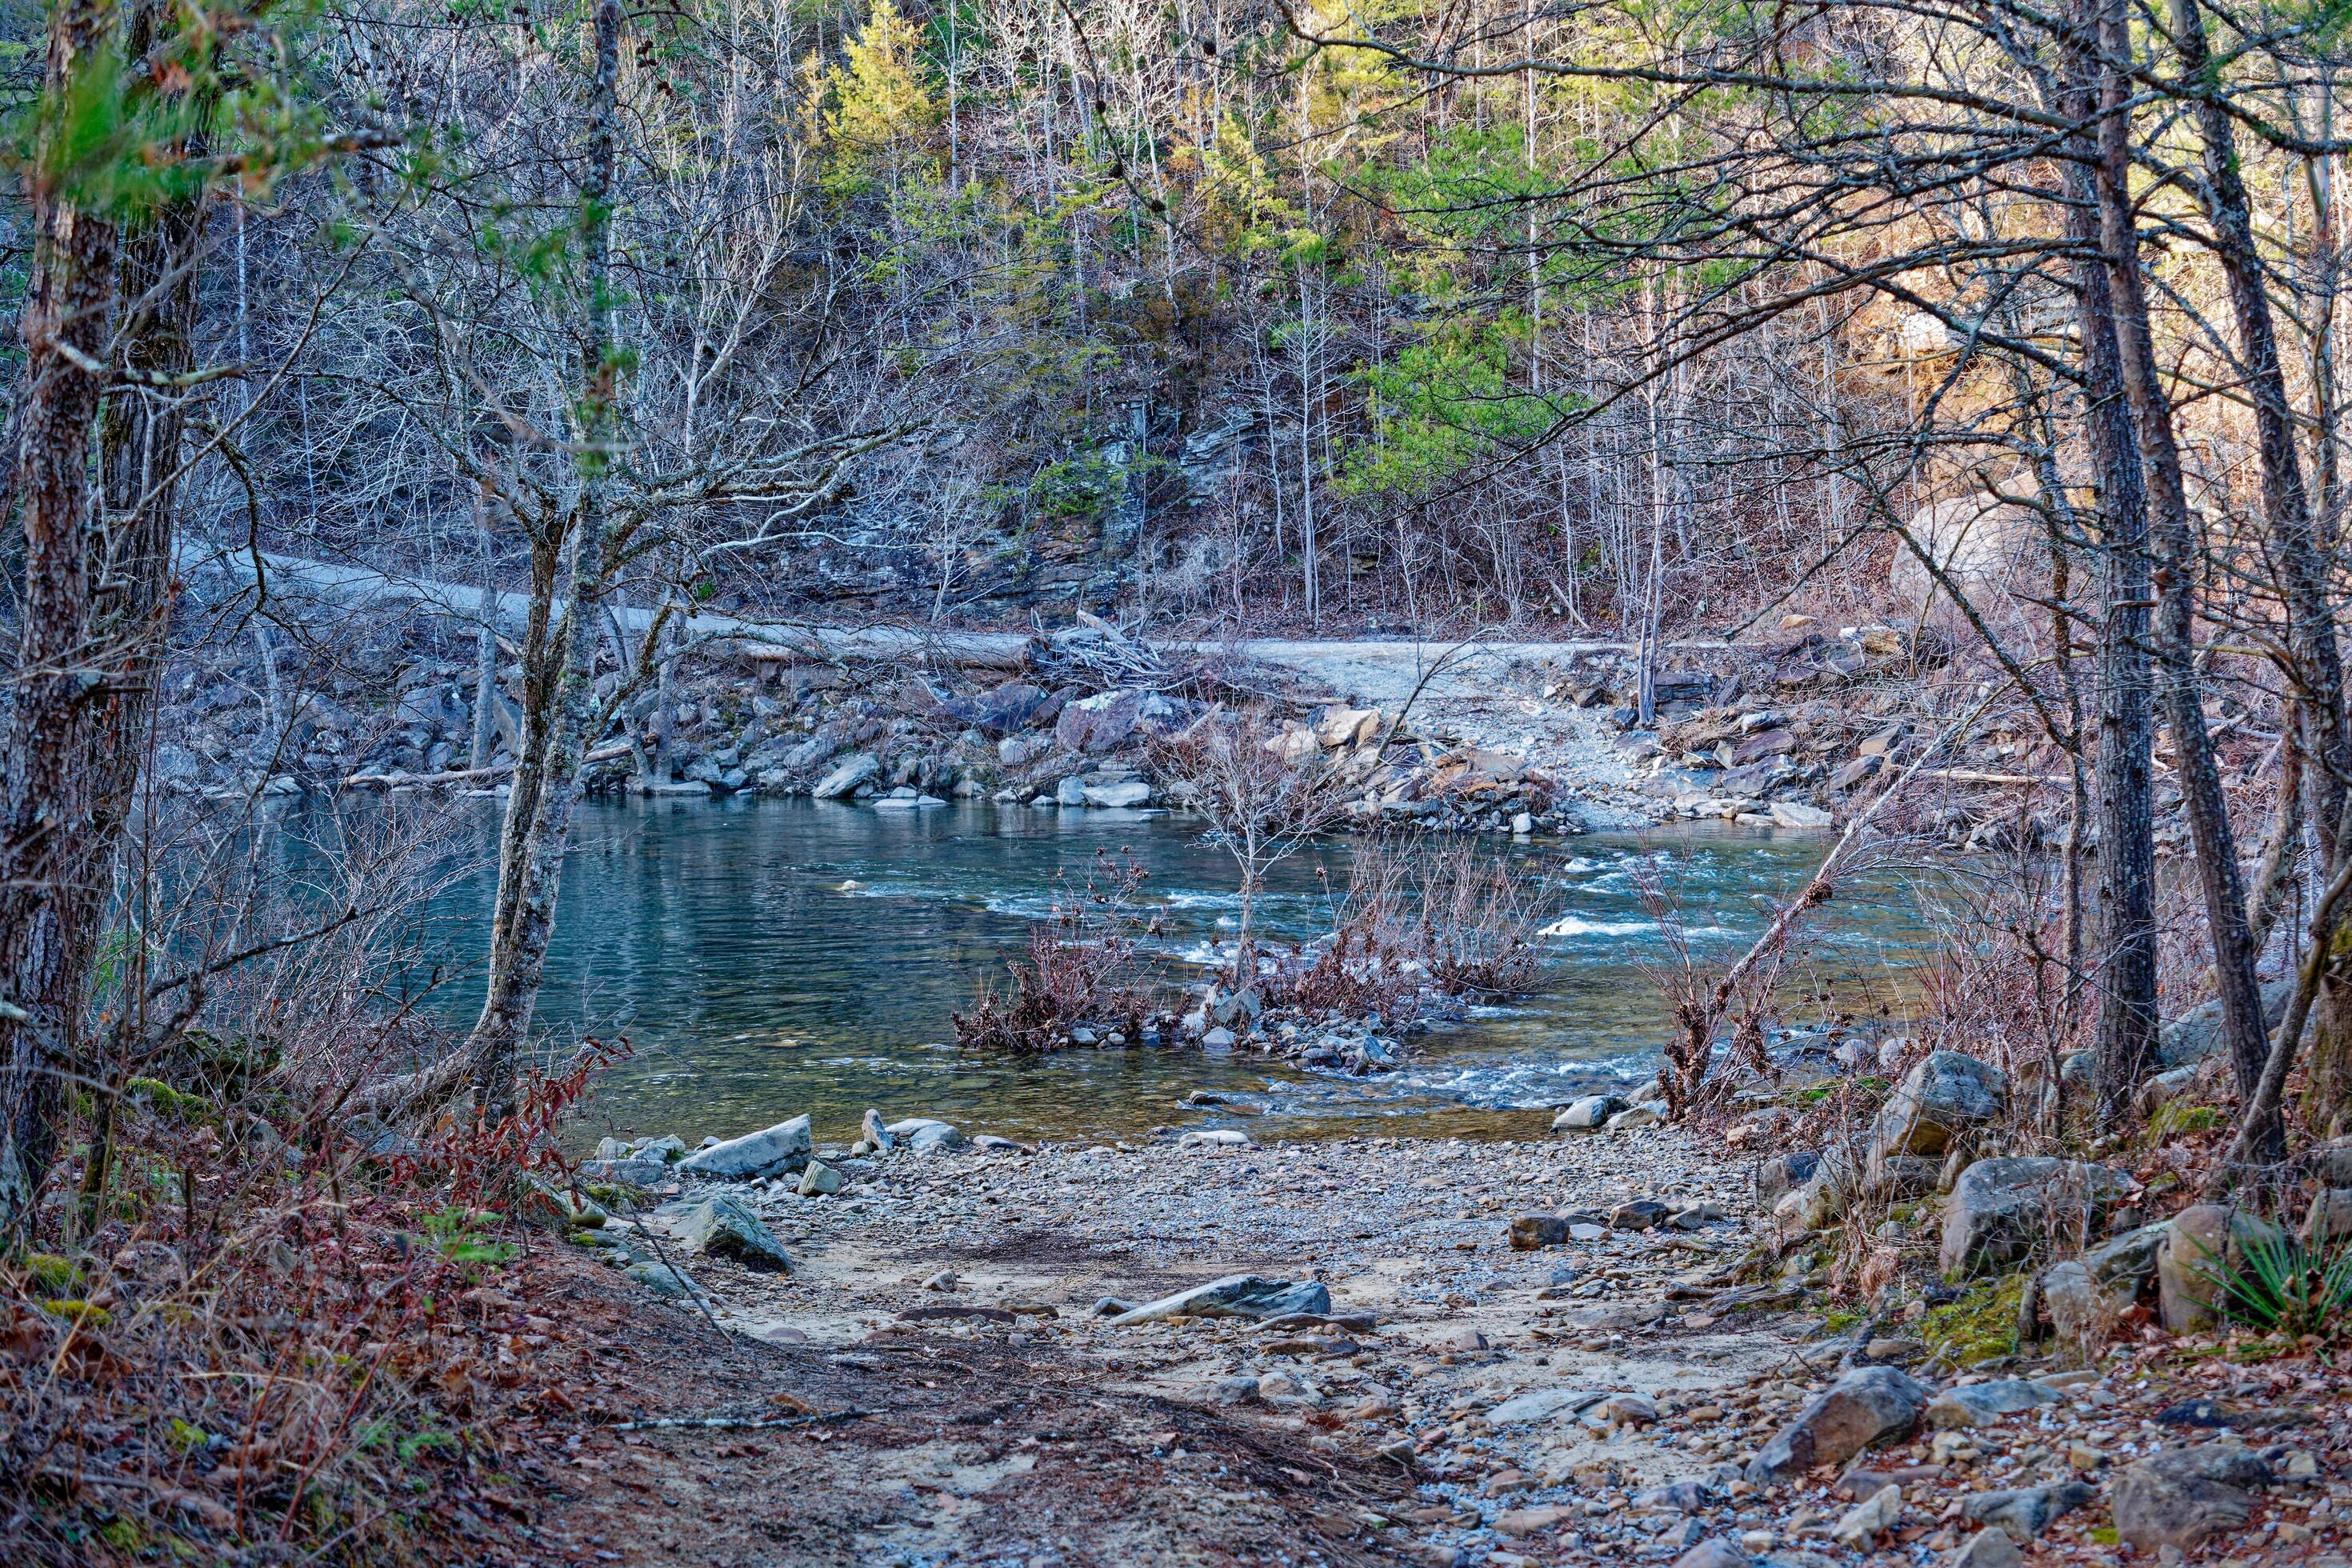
[611,1407,876,1433]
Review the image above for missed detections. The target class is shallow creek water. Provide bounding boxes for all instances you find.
[418,798,1938,1146]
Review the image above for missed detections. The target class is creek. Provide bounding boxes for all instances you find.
[418,798,1938,1146]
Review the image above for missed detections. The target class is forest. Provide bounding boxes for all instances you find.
[5,0,2352,1561]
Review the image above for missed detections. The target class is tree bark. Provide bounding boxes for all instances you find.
[464,0,625,1123]
[2062,7,2159,1122]
[0,0,126,1234]
[2170,0,2352,1134]
[2090,6,2270,1150]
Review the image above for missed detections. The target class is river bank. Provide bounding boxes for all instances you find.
[498,1111,2352,1567]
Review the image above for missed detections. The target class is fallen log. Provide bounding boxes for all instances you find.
[341,742,632,790]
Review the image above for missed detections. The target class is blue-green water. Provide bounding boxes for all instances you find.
[414,799,1937,1146]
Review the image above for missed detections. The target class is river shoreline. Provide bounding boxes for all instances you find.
[506,1114,2352,1566]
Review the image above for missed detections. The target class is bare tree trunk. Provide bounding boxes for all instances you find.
[465,0,625,1123]
[2062,11,2158,1122]
[2172,0,2352,1134]
[2091,20,2270,1147]
[0,0,126,1234]
[469,481,501,770]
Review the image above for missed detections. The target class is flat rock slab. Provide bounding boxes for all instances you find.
[1105,1274,1330,1326]
[1483,1388,1607,1426]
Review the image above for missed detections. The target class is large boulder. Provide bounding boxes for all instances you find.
[950,680,1053,737]
[1553,1094,1628,1132]
[1940,1158,2131,1277]
[1105,1274,1330,1326]
[810,752,880,799]
[1887,494,2040,640]
[2110,1442,2270,1552]
[1873,1050,2007,1158]
[2156,1205,2286,1332]
[1054,690,1194,754]
[671,1194,794,1271]
[1745,1365,1930,1483]
[676,1114,813,1180]
[2159,976,2293,1068]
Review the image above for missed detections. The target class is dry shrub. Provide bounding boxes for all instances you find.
[953,850,1160,1051]
[1259,835,1562,1020]
[0,794,610,1562]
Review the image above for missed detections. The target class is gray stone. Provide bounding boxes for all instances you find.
[1754,1151,1821,1208]
[1672,1543,1754,1568]
[2085,1219,2169,1298]
[2037,1261,2106,1344]
[1831,1482,1902,1547]
[1865,1148,1942,1199]
[2305,1187,2352,1246]
[1939,1158,2131,1277]
[1105,1274,1330,1326]
[1959,1481,2097,1540]
[674,1194,794,1270]
[1745,1366,1930,1483]
[2159,976,2292,1067]
[1553,1094,1628,1131]
[577,1154,668,1186]
[1874,1051,2007,1158]
[1201,1026,1236,1050]
[2157,1205,2287,1332]
[1926,1379,2059,1428]
[1054,774,1088,806]
[1484,1387,1607,1426]
[881,1117,965,1152]
[810,752,880,799]
[624,1259,706,1298]
[1770,800,1834,830]
[861,1108,893,1151]
[1951,1526,2022,1568]
[2310,1136,2352,1186]
[1605,1103,1662,1130]
[676,1114,813,1180]
[2111,1443,2270,1552]
[1082,778,1150,808]
[634,1134,688,1160]
[797,1158,845,1197]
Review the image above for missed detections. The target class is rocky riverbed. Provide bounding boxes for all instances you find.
[530,1107,2352,1568]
